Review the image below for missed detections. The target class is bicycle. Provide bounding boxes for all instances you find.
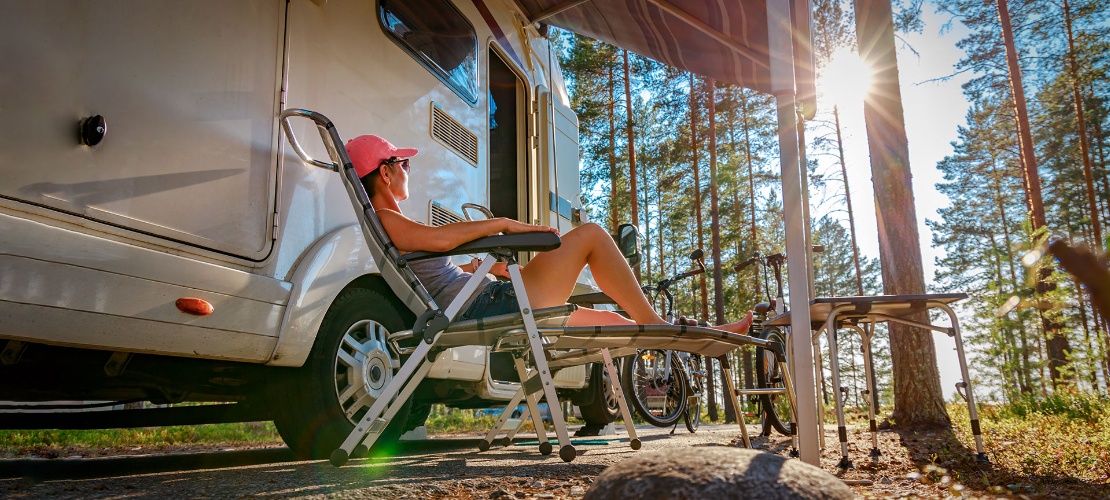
[735,250,799,438]
[621,250,708,433]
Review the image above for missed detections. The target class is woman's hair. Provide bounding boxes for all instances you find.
[360,170,382,197]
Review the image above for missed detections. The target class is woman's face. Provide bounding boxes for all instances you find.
[386,159,410,201]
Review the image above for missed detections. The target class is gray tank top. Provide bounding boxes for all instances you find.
[407,255,492,308]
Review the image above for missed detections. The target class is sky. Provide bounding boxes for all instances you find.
[811,5,975,398]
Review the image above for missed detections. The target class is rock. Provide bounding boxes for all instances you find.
[489,489,512,499]
[584,447,854,500]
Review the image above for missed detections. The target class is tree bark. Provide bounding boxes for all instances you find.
[608,64,618,232]
[994,0,1071,386]
[854,0,949,428]
[1062,0,1102,248]
[690,75,710,324]
[707,78,733,423]
[623,50,641,281]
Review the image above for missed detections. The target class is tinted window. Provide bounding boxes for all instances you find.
[380,0,478,104]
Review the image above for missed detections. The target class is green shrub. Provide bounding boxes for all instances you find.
[993,390,1108,424]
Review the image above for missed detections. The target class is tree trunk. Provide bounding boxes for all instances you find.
[989,146,1034,393]
[608,65,618,232]
[835,104,880,408]
[741,91,761,302]
[706,78,733,424]
[690,75,716,421]
[995,0,1071,386]
[690,74,710,323]
[854,0,949,428]
[1062,0,1102,248]
[623,49,641,281]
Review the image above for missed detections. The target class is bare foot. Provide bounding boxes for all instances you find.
[717,310,754,335]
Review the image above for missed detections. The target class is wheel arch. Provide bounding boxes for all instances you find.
[267,224,400,367]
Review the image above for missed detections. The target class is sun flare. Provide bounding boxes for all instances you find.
[817,47,874,108]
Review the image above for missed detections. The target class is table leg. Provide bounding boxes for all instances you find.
[812,336,826,451]
[848,324,881,457]
[826,327,853,469]
[937,302,989,462]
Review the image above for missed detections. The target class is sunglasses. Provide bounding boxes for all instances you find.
[382,157,410,173]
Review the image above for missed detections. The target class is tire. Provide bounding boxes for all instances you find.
[577,362,620,425]
[755,326,793,436]
[622,350,686,427]
[273,288,413,459]
[683,356,702,433]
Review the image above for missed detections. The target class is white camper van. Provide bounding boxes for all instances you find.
[0,0,615,458]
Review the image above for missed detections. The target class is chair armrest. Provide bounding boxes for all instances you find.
[403,232,562,262]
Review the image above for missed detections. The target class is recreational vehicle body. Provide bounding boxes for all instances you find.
[0,0,613,457]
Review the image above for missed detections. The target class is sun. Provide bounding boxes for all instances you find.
[817,47,874,108]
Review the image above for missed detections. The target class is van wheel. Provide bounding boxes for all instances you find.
[273,288,412,459]
[577,362,619,425]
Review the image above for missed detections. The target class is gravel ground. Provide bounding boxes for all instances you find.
[0,422,1100,499]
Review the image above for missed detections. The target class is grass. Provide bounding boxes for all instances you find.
[953,393,1110,485]
[0,422,281,458]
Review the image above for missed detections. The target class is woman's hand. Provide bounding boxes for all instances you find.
[467,257,513,279]
[501,218,559,235]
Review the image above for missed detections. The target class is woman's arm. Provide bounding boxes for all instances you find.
[376,209,557,253]
[461,258,512,279]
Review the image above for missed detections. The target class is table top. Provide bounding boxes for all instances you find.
[764,293,967,327]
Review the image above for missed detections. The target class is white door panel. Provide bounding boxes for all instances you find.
[0,0,283,259]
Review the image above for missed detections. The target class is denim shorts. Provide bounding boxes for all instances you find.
[460,281,520,320]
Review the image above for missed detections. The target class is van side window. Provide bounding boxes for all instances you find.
[380,0,478,104]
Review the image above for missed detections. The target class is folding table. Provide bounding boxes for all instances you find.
[767,293,987,468]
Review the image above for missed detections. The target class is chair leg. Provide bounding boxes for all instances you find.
[478,386,528,452]
[332,341,435,467]
[600,348,640,450]
[507,265,575,462]
[514,356,554,455]
[718,356,751,449]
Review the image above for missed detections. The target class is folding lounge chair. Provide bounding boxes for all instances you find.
[279,109,794,466]
[280,108,632,464]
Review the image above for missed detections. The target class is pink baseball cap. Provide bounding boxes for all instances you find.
[345,134,419,178]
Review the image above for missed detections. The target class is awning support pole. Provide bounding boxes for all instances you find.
[767,0,819,466]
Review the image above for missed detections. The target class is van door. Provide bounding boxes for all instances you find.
[0,1,283,260]
[537,89,581,232]
[487,47,528,223]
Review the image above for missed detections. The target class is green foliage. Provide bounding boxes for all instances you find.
[0,422,280,456]
[955,398,1110,483]
[991,390,1108,424]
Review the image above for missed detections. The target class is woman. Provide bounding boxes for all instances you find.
[346,134,752,333]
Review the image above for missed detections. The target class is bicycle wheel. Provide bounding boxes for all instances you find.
[755,326,794,436]
[682,357,701,433]
[622,349,686,427]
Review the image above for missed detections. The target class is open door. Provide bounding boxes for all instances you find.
[487,47,528,223]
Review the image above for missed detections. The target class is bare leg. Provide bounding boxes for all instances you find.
[521,223,665,325]
[520,223,755,335]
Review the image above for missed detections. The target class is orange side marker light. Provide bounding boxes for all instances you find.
[176,297,214,316]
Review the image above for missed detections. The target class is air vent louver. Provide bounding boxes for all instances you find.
[431,103,479,166]
[429,201,465,227]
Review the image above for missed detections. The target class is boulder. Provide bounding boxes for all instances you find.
[585,447,853,499]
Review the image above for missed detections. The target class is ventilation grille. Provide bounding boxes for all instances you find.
[429,201,465,227]
[431,103,479,166]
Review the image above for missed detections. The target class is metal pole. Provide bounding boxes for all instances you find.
[768,0,818,465]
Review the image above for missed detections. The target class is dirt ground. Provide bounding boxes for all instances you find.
[1,422,1105,499]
